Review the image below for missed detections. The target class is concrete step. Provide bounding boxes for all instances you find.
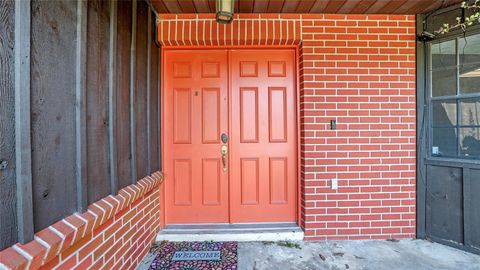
[156,223,304,242]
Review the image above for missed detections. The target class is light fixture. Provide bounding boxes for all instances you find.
[417,31,436,42]
[216,0,234,24]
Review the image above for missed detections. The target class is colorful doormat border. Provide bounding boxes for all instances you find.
[149,241,238,270]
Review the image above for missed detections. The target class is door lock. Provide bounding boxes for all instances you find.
[221,145,228,172]
[221,133,228,144]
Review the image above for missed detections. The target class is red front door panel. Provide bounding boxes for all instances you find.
[229,50,297,223]
[164,49,297,224]
[164,50,229,223]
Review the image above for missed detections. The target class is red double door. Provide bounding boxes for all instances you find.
[164,49,297,224]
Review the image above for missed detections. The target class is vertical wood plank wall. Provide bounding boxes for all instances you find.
[0,0,161,250]
[150,20,160,173]
[0,0,17,249]
[116,0,134,190]
[30,0,79,235]
[135,2,149,181]
[86,0,110,204]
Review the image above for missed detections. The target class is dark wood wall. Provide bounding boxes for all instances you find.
[30,0,79,232]
[0,0,17,250]
[0,0,161,250]
[116,0,133,190]
[86,0,111,206]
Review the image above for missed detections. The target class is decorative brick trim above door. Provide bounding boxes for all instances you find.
[156,14,302,46]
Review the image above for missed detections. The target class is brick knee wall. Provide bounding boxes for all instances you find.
[0,172,162,270]
[157,14,416,240]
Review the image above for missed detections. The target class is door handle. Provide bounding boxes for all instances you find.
[221,145,228,172]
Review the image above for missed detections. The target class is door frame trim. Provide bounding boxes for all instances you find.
[160,45,302,227]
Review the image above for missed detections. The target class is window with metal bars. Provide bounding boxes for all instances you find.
[429,33,480,159]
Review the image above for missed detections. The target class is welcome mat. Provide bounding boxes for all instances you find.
[149,241,237,270]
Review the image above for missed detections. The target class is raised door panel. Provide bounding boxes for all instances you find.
[240,87,259,143]
[268,61,286,77]
[270,158,288,204]
[173,88,192,144]
[202,62,220,78]
[269,87,287,142]
[240,158,260,205]
[173,62,191,78]
[202,159,221,205]
[240,61,258,77]
[173,159,192,205]
[202,88,221,144]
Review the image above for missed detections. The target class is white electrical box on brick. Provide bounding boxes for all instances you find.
[331,178,338,190]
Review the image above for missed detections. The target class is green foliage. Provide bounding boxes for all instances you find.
[436,1,480,34]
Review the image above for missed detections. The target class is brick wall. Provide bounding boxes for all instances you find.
[157,14,416,240]
[298,14,416,240]
[0,173,162,270]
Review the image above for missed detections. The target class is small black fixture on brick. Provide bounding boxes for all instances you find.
[330,120,337,130]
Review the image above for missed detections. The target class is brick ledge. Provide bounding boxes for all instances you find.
[0,172,163,270]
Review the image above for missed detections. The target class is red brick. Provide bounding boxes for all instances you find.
[60,233,92,260]
[76,211,97,236]
[51,221,75,252]
[55,255,76,270]
[78,235,103,261]
[93,236,114,261]
[74,256,92,270]
[38,256,59,270]
[0,247,29,270]
[88,204,107,228]
[35,229,63,262]
[64,215,87,243]
[14,241,47,270]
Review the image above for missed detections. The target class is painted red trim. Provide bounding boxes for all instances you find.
[160,47,166,229]
[161,45,298,50]
[295,45,302,227]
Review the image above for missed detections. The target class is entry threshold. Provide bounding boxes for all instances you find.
[156,222,304,242]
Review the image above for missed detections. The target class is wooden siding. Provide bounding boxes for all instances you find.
[151,0,462,14]
[150,13,160,173]
[135,0,149,180]
[86,0,111,204]
[0,0,17,250]
[31,0,78,232]
[116,0,134,190]
[0,0,161,250]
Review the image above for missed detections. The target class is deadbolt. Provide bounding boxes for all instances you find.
[221,133,228,144]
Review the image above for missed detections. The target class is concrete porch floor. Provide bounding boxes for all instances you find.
[138,239,480,270]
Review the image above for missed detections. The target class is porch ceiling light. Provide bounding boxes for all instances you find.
[216,0,234,24]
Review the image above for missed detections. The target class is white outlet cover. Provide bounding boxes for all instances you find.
[331,178,338,190]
